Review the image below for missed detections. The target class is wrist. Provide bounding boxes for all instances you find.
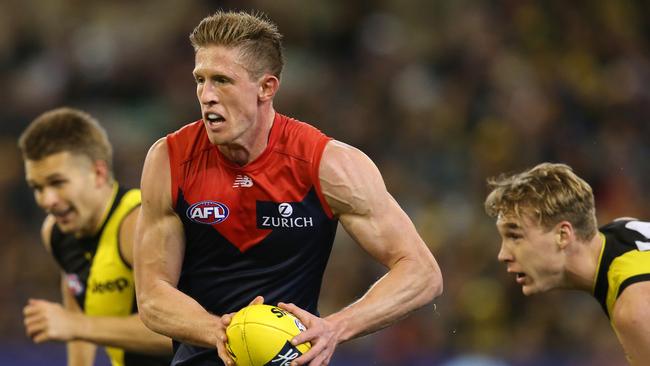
[325,312,351,344]
[71,312,89,341]
[209,314,224,347]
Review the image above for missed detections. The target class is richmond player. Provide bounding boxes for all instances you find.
[485,162,650,365]
[19,107,172,366]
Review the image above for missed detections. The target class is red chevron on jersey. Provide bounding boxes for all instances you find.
[166,113,333,252]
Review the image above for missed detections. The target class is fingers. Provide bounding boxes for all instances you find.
[291,342,321,365]
[277,302,310,320]
[32,330,51,344]
[24,304,46,338]
[221,313,234,327]
[23,306,43,322]
[275,303,336,366]
[215,334,235,366]
[292,339,333,366]
[23,302,44,318]
[24,313,45,330]
[221,296,264,328]
[25,318,46,338]
[23,299,56,318]
[215,315,235,366]
[277,302,314,345]
[24,313,51,343]
[289,326,314,348]
[248,295,264,306]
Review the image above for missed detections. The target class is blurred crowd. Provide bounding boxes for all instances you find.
[1,0,649,365]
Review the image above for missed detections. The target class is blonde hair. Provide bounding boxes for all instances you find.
[189,10,284,79]
[18,107,113,173]
[485,163,597,241]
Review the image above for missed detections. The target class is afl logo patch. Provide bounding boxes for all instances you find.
[186,201,229,224]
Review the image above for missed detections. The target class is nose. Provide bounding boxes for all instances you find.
[198,82,218,106]
[497,242,512,263]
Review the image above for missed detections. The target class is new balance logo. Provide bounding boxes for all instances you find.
[233,175,253,188]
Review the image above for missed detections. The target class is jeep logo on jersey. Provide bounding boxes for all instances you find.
[187,201,229,224]
[257,201,314,229]
[90,277,130,294]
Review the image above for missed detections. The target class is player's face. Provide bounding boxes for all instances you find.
[495,214,566,295]
[25,152,106,236]
[193,45,262,146]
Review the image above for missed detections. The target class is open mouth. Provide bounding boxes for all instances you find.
[515,272,527,284]
[51,207,74,221]
[205,112,225,124]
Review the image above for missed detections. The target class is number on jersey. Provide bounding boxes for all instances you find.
[624,221,650,251]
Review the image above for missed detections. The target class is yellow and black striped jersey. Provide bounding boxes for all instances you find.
[593,219,650,318]
[51,184,170,366]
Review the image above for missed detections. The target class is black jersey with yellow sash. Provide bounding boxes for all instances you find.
[593,219,650,318]
[51,184,170,366]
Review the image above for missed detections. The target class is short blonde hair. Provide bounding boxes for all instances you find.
[189,10,284,79]
[18,107,113,173]
[485,163,597,241]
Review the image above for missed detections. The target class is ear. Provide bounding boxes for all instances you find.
[555,221,574,250]
[258,74,280,102]
[92,160,111,188]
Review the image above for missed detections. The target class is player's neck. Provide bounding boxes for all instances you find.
[564,232,604,292]
[78,182,117,238]
[219,107,275,166]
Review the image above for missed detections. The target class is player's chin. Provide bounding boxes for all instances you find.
[521,284,537,296]
[56,221,80,235]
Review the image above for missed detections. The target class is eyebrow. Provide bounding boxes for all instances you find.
[27,172,66,184]
[502,222,522,230]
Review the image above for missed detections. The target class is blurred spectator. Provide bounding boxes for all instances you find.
[2,0,648,364]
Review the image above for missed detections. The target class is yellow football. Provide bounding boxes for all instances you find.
[226,304,311,366]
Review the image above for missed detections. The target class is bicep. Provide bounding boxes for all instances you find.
[320,141,431,267]
[612,281,650,364]
[119,207,140,267]
[134,139,185,288]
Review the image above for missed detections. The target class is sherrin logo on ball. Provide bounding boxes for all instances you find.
[226,304,311,366]
[186,200,229,224]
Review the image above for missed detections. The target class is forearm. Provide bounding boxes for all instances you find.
[67,340,96,366]
[139,279,221,348]
[326,257,442,342]
[73,313,171,355]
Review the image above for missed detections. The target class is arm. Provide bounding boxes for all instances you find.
[23,207,172,355]
[611,281,650,365]
[134,139,229,360]
[280,140,443,365]
[23,216,96,366]
[62,279,97,366]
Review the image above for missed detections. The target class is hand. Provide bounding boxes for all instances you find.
[216,296,265,366]
[23,299,79,343]
[278,302,340,366]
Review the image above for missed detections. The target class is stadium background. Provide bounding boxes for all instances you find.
[1,0,649,365]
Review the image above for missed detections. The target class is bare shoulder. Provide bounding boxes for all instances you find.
[612,281,650,327]
[319,140,387,216]
[141,138,171,196]
[144,137,170,166]
[119,206,141,266]
[140,136,175,217]
[611,281,650,363]
[40,215,57,253]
